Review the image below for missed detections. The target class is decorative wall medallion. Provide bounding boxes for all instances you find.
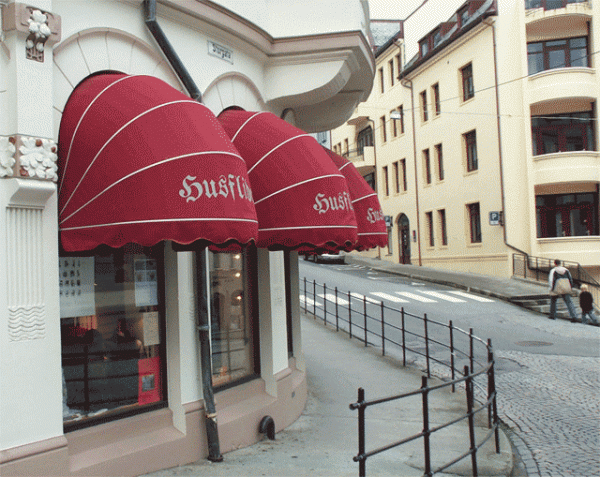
[17,136,58,181]
[0,136,16,178]
[1,3,61,62]
[26,9,52,62]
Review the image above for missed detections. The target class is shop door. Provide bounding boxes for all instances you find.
[398,214,411,264]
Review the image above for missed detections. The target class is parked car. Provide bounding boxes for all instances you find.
[303,252,345,264]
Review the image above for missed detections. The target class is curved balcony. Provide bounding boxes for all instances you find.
[536,236,600,266]
[526,1,592,29]
[346,146,375,173]
[528,68,596,106]
[532,151,600,186]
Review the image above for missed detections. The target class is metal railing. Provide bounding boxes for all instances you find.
[301,278,500,477]
[512,252,600,310]
[525,0,588,10]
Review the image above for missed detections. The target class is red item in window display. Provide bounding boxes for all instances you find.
[323,149,388,251]
[138,356,161,405]
[58,74,258,251]
[218,109,358,251]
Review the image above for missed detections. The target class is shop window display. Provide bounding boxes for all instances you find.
[209,249,257,388]
[60,244,165,427]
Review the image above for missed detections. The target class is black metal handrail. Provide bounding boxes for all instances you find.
[512,252,600,311]
[301,278,500,477]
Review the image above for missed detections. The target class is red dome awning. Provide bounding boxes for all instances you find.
[218,110,357,251]
[324,149,388,251]
[58,74,258,252]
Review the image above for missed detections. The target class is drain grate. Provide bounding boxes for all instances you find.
[515,340,553,347]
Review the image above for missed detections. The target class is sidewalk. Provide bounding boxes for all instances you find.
[145,316,513,477]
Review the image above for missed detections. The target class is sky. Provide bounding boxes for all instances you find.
[368,0,427,20]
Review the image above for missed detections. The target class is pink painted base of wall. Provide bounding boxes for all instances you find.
[0,362,307,476]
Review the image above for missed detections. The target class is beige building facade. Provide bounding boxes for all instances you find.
[333,0,600,281]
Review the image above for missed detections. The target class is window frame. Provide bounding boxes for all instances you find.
[393,161,400,194]
[423,148,432,185]
[435,143,444,181]
[461,63,474,102]
[432,83,441,116]
[398,105,405,134]
[389,59,395,87]
[382,165,390,196]
[464,130,478,172]
[379,67,385,93]
[400,159,407,192]
[527,36,589,75]
[426,211,434,247]
[467,203,482,243]
[380,115,387,142]
[438,209,448,246]
[420,90,428,122]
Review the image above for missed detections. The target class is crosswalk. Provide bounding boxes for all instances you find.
[300,289,494,307]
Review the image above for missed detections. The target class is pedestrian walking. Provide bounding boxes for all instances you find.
[548,260,578,321]
[578,284,599,325]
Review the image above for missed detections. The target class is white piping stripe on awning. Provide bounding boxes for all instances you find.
[59,150,245,225]
[258,225,356,232]
[60,99,238,217]
[253,173,345,206]
[60,217,259,232]
[230,111,266,143]
[351,192,378,204]
[338,162,352,171]
[357,232,387,236]
[245,133,313,175]
[59,74,136,195]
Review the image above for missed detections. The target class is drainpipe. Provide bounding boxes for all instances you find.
[367,117,381,259]
[144,0,222,462]
[486,18,529,261]
[401,79,423,266]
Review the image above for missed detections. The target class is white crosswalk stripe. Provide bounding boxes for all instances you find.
[350,293,381,304]
[318,294,350,305]
[371,292,409,303]
[421,291,467,303]
[396,291,437,303]
[300,296,321,307]
[449,291,495,302]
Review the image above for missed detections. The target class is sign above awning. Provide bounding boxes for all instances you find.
[218,110,357,251]
[324,149,388,251]
[58,74,258,252]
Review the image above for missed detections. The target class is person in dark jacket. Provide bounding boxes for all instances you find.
[579,284,599,326]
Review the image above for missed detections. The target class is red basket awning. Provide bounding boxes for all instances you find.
[58,74,258,252]
[324,149,387,251]
[218,110,357,251]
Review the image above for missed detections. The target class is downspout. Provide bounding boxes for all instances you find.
[486,18,529,262]
[401,79,423,266]
[367,117,381,259]
[144,0,222,462]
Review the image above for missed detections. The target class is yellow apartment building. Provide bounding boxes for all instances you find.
[333,0,600,281]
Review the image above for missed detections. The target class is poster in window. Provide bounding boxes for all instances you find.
[134,258,158,307]
[141,311,160,346]
[59,257,95,318]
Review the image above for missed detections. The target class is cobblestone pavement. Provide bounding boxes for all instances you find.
[494,351,600,477]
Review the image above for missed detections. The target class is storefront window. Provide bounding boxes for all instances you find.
[61,244,166,427]
[209,249,258,388]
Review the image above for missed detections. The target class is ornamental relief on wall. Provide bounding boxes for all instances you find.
[0,135,58,181]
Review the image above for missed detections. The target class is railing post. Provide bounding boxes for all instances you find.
[465,365,478,477]
[363,295,368,347]
[424,313,431,378]
[323,283,327,327]
[357,387,366,477]
[303,277,307,312]
[487,339,493,430]
[335,287,339,332]
[381,302,385,357]
[469,328,474,374]
[313,279,317,318]
[348,291,353,340]
[401,307,406,367]
[421,376,432,477]
[489,341,501,454]
[449,320,456,393]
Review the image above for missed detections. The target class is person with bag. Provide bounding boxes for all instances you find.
[548,259,578,321]
[578,284,599,326]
